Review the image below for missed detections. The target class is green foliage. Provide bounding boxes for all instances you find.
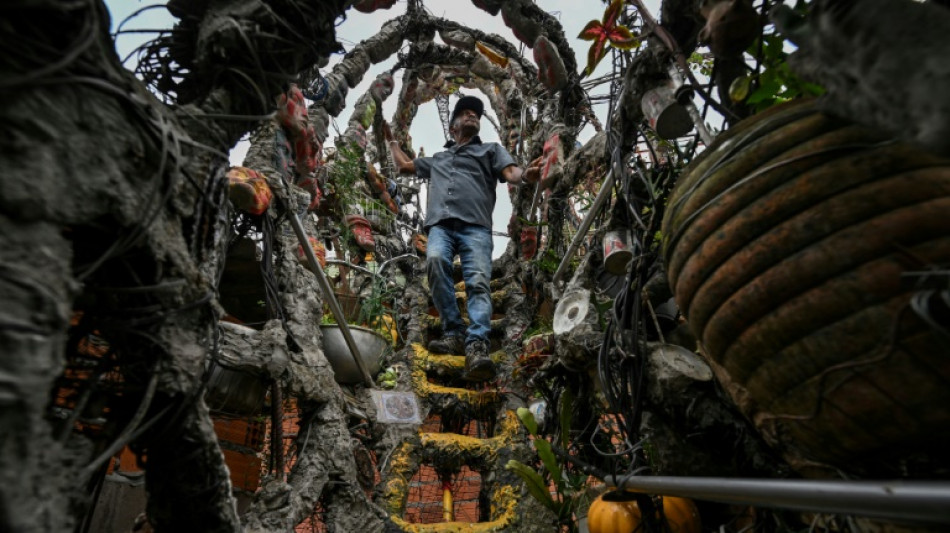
[517,407,539,436]
[688,51,714,78]
[356,274,397,330]
[508,408,568,517]
[745,33,824,112]
[509,400,592,529]
[533,438,564,495]
[536,248,560,275]
[578,0,640,77]
[523,315,553,340]
[328,146,365,251]
[329,146,364,205]
[592,294,614,331]
[573,190,596,212]
[505,460,563,514]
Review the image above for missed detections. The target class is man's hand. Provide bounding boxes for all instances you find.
[524,156,543,185]
[381,120,394,143]
[383,120,415,174]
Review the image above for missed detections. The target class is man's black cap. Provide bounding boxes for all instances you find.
[450,95,484,123]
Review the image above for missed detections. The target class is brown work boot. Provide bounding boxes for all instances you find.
[428,335,464,355]
[463,339,495,382]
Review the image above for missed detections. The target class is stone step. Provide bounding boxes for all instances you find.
[450,289,508,310]
[390,510,518,532]
[382,412,523,531]
[420,315,507,336]
[388,486,518,532]
[423,410,519,457]
[409,343,507,420]
[454,279,507,292]
[411,344,506,378]
[411,369,504,415]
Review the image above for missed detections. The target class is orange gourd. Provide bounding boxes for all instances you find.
[657,496,701,533]
[587,493,701,533]
[587,493,640,533]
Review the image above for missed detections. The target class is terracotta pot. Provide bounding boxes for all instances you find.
[296,236,326,269]
[412,233,427,254]
[345,214,376,252]
[520,226,538,260]
[226,167,273,215]
[661,99,950,476]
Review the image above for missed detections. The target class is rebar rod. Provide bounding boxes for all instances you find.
[606,475,950,524]
[287,212,374,387]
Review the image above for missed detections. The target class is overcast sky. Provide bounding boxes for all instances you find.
[106,0,661,255]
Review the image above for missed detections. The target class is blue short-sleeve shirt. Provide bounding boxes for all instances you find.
[414,136,516,230]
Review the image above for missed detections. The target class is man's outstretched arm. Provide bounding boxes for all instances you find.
[502,156,542,185]
[382,121,415,174]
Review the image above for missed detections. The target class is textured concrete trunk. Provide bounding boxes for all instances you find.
[0,0,348,530]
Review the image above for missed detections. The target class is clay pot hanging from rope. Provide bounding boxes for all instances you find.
[520,226,538,260]
[412,233,427,254]
[296,236,327,269]
[345,214,376,252]
[661,99,950,477]
[227,167,273,216]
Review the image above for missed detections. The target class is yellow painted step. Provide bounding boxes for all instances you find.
[421,315,506,332]
[389,485,517,531]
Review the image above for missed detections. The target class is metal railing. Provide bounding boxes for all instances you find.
[605,475,950,524]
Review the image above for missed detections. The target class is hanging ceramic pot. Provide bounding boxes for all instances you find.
[412,233,427,254]
[345,214,376,252]
[296,236,326,269]
[227,167,272,216]
[602,229,635,275]
[641,82,693,140]
[520,226,538,260]
[661,99,950,476]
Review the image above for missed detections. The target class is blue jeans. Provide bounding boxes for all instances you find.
[426,221,493,344]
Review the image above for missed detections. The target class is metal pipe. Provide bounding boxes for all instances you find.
[287,212,375,387]
[684,100,714,145]
[552,168,614,289]
[606,475,950,524]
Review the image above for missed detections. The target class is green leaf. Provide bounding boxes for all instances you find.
[607,25,638,50]
[602,0,625,28]
[729,75,753,103]
[533,438,564,494]
[584,38,608,77]
[505,460,560,514]
[517,407,538,436]
[578,20,605,41]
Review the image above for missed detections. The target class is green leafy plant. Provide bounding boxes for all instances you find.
[687,51,714,78]
[506,391,592,531]
[327,146,366,251]
[536,248,560,275]
[578,0,639,77]
[357,274,398,331]
[741,33,824,112]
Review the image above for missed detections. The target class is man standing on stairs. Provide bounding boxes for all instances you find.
[384,95,540,382]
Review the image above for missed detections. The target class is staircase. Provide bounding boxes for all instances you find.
[380,274,541,531]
